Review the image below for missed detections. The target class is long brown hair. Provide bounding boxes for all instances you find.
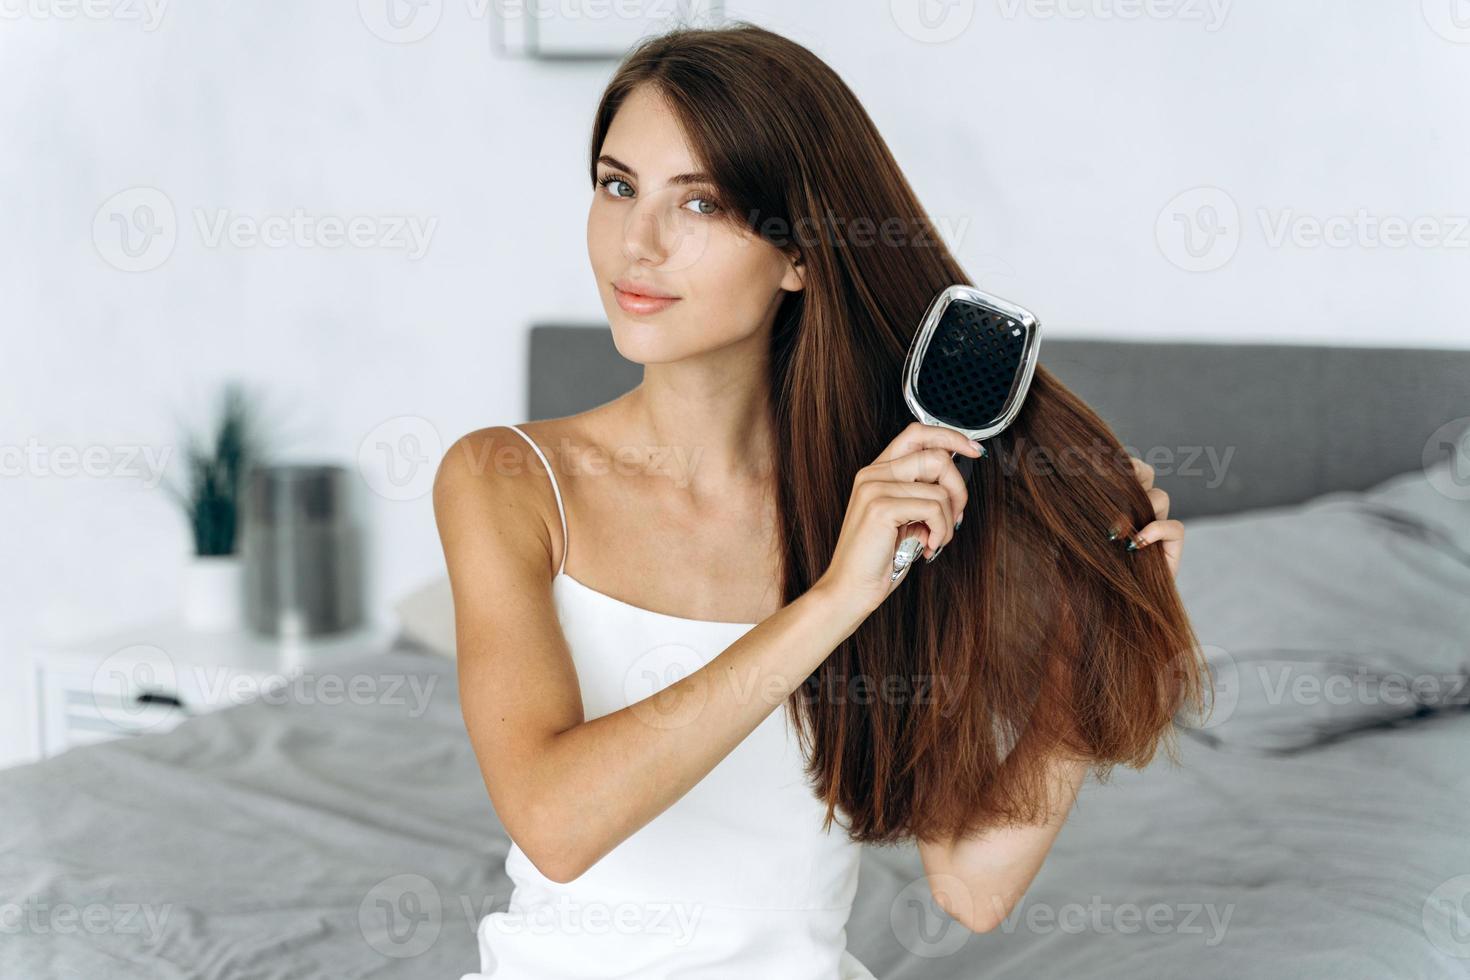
[589,22,1210,847]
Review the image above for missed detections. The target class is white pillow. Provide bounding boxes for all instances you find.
[393,575,456,658]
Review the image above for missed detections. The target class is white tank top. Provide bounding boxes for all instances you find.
[461,423,875,980]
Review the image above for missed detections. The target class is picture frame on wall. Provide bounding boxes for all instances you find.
[493,0,725,60]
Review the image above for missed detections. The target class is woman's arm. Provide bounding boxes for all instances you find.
[919,455,1184,932]
[434,428,873,885]
[916,642,1092,934]
[916,736,1089,933]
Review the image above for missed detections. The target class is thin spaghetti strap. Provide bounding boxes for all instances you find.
[504,424,568,577]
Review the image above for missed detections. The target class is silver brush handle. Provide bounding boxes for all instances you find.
[890,533,926,582]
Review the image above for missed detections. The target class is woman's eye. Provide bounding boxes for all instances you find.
[601,177,633,199]
[683,197,719,216]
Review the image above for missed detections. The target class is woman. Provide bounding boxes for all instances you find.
[435,21,1203,979]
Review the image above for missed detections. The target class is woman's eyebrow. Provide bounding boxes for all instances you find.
[597,154,713,187]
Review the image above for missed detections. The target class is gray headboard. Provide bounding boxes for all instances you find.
[528,325,1470,519]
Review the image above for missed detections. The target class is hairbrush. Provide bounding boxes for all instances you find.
[891,284,1043,582]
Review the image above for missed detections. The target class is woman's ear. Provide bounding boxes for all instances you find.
[781,251,805,293]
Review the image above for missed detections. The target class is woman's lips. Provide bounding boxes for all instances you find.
[614,285,681,315]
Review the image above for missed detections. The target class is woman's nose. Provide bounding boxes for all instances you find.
[620,202,669,265]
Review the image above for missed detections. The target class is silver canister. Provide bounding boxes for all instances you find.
[242,464,364,639]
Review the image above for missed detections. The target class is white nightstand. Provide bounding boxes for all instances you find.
[30,616,397,758]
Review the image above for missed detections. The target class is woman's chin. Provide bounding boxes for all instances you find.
[608,316,688,364]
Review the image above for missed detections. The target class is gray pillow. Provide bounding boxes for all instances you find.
[1172,428,1470,753]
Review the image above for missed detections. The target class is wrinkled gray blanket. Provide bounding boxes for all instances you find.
[3,642,1466,979]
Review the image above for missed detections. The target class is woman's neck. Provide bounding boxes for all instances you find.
[620,366,776,496]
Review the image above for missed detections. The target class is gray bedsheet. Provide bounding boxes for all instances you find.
[0,647,494,980]
[3,638,1466,979]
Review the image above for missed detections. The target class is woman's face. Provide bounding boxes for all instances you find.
[587,84,803,364]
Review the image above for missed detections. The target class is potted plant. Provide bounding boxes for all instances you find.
[163,381,267,631]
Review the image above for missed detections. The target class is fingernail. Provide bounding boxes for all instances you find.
[925,543,944,563]
[1126,536,1141,552]
[968,440,982,453]
[955,513,964,530]
[1106,523,1122,541]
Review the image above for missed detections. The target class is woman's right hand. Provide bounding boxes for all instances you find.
[814,421,983,617]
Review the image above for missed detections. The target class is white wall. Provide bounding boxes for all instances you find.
[3,0,1467,768]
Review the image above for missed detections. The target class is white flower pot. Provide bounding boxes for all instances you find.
[182,553,245,632]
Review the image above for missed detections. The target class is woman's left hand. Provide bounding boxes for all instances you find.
[1126,456,1184,578]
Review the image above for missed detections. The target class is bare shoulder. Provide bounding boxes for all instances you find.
[433,425,555,576]
[435,424,548,492]
[432,412,611,577]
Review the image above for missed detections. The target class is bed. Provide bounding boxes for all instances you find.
[3,329,1468,979]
